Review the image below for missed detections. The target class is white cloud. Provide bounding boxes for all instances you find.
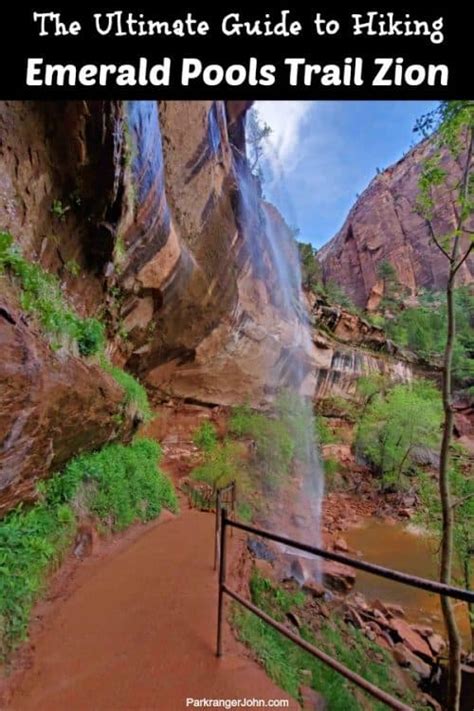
[254,101,313,171]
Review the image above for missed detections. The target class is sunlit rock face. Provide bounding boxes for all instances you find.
[118,101,316,406]
[307,295,416,401]
[319,137,474,308]
[0,99,428,513]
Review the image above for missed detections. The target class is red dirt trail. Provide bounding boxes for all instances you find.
[9,508,298,711]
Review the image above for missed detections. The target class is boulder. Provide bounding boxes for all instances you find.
[302,581,326,599]
[322,560,356,593]
[389,618,433,660]
[427,633,445,656]
[392,644,432,679]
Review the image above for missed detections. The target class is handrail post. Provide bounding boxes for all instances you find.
[214,488,221,571]
[216,506,227,657]
[230,482,235,537]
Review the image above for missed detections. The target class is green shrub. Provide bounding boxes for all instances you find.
[356,380,442,490]
[315,416,336,445]
[0,231,104,356]
[0,438,177,655]
[382,287,474,385]
[102,362,153,423]
[193,422,218,452]
[76,318,105,356]
[192,441,240,490]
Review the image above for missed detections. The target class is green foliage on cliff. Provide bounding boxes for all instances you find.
[384,287,474,385]
[356,380,442,490]
[193,421,218,453]
[101,361,153,423]
[0,231,153,422]
[233,571,424,711]
[0,231,105,356]
[0,438,177,656]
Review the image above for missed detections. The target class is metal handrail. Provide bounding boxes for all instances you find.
[213,482,236,571]
[216,507,474,711]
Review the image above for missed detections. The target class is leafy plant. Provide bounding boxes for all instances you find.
[64,259,81,277]
[0,438,177,656]
[383,287,474,385]
[192,440,241,491]
[0,231,104,356]
[50,199,70,220]
[101,361,153,423]
[356,380,442,490]
[315,416,336,445]
[193,422,218,453]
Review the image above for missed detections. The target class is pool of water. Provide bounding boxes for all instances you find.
[345,520,472,649]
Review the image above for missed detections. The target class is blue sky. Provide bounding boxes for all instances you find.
[255,101,439,249]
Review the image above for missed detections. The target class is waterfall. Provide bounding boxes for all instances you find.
[233,138,325,581]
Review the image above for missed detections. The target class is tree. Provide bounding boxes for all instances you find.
[356,380,442,491]
[415,100,474,710]
[246,108,272,180]
[298,242,322,292]
[418,449,474,651]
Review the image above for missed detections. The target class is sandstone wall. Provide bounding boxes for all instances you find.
[319,137,474,308]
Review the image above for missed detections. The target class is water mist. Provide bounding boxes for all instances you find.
[233,129,325,583]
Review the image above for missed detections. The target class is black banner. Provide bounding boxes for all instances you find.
[0,3,469,99]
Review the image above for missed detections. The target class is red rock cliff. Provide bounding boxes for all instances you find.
[319,137,474,308]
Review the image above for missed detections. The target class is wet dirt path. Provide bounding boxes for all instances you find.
[9,507,298,711]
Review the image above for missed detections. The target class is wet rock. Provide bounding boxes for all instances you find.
[247,538,276,563]
[287,558,311,585]
[333,537,349,553]
[393,643,431,679]
[389,618,433,660]
[322,560,356,593]
[375,631,395,651]
[344,605,365,630]
[299,686,327,711]
[385,603,406,619]
[302,581,325,599]
[291,513,307,529]
[371,608,390,628]
[412,624,434,639]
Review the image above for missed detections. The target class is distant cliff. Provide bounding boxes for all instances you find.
[319,136,474,308]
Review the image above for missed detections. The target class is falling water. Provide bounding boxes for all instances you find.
[233,134,325,581]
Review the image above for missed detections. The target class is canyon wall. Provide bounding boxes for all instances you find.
[319,137,474,308]
[0,100,421,513]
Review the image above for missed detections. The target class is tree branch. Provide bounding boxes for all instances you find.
[451,492,474,510]
[452,242,474,276]
[426,219,453,261]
